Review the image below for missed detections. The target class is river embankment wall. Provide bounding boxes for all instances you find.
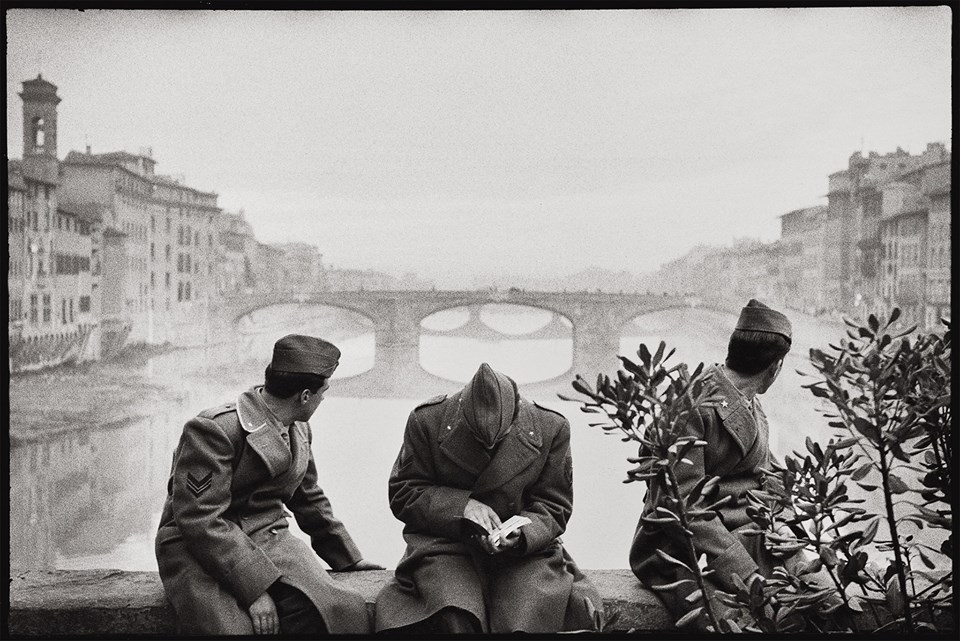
[9,569,671,635]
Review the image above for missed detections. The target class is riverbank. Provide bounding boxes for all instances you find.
[8,343,177,443]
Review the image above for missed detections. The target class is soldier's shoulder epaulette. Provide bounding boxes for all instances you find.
[415,394,447,410]
[532,400,567,420]
[197,403,237,420]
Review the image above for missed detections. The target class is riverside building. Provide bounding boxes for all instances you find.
[60,149,222,347]
[8,75,97,373]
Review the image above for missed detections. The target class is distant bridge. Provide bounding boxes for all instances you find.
[216,290,692,398]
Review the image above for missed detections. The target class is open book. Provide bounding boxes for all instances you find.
[491,515,532,541]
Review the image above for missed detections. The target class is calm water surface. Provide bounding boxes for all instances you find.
[13,305,902,571]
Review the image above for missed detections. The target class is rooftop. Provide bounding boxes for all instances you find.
[19,74,61,103]
[8,160,27,191]
[58,200,107,224]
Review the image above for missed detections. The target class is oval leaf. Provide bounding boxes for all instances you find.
[851,462,874,481]
[887,474,909,494]
[674,606,704,629]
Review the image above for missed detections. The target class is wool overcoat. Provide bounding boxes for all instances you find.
[630,364,774,601]
[155,386,370,635]
[375,392,603,633]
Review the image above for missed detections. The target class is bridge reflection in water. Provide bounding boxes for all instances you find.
[225,290,691,398]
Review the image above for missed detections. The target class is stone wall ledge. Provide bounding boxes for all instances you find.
[9,568,672,636]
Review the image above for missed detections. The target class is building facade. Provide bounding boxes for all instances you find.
[60,149,222,347]
[922,161,951,329]
[8,76,97,372]
[214,210,258,297]
[779,205,828,315]
[648,143,950,331]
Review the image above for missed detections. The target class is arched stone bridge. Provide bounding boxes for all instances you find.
[218,290,692,398]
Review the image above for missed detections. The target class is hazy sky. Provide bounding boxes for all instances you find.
[6,8,952,287]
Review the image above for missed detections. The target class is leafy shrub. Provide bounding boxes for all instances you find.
[567,309,953,633]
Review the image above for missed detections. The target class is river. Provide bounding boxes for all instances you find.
[9,304,889,572]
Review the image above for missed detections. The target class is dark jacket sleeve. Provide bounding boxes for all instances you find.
[171,417,281,607]
[388,409,473,541]
[516,417,573,555]
[672,409,759,589]
[285,425,362,570]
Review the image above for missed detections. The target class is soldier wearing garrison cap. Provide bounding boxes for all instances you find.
[156,334,382,635]
[375,363,604,633]
[630,300,800,629]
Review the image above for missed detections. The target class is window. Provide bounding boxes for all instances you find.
[151,216,155,232]
[30,294,38,323]
[165,245,171,260]
[177,282,183,302]
[69,298,74,323]
[61,299,67,324]
[43,294,51,323]
[33,117,45,149]
[166,272,171,288]
[79,296,90,313]
[150,243,155,259]
[185,282,192,300]
[151,272,155,287]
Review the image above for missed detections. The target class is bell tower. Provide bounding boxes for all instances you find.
[19,74,61,183]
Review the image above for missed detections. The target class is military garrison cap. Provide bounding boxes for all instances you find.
[271,334,340,377]
[462,363,518,450]
[735,299,792,342]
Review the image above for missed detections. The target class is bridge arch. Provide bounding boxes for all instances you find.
[233,298,378,330]
[419,302,575,384]
[418,300,574,334]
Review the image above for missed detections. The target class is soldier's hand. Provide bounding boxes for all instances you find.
[248,591,279,635]
[480,530,520,554]
[463,498,502,536]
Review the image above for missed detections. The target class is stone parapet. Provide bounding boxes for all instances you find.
[8,568,671,635]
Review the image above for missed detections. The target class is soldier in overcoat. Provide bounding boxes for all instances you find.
[629,299,796,627]
[375,363,603,634]
[155,334,382,635]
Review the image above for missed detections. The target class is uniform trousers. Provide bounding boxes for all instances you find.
[383,607,483,635]
[267,581,329,635]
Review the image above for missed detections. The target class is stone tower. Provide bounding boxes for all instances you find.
[19,74,61,183]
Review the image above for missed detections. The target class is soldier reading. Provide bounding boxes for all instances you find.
[375,363,603,633]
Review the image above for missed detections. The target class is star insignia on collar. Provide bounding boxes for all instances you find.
[721,400,729,408]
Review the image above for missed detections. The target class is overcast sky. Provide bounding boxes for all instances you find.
[6,8,952,287]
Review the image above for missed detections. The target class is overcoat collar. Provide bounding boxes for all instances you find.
[236,386,293,478]
[705,364,759,457]
[438,392,542,493]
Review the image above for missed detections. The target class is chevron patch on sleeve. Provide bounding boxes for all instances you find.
[186,470,214,496]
